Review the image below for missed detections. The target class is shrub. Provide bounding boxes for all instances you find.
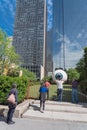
[42,76,53,83]
[7,67,20,77]
[0,76,29,105]
[79,80,87,95]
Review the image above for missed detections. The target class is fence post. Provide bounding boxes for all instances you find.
[26,80,31,99]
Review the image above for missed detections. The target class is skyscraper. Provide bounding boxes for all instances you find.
[13,0,46,78]
[53,0,65,70]
[46,29,53,75]
[53,0,87,70]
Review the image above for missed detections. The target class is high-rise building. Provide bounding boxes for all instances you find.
[13,0,47,78]
[53,0,65,70]
[46,29,53,75]
[53,0,87,70]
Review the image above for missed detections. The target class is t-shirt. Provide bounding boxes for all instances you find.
[39,86,48,93]
[56,80,64,89]
[39,86,48,101]
[72,80,78,89]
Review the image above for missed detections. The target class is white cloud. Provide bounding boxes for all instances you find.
[65,45,83,69]
[48,0,53,6]
[53,46,83,69]
[77,33,82,38]
[53,31,84,69]
[0,0,15,16]
[47,0,53,30]
[56,30,82,50]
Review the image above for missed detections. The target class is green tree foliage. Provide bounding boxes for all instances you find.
[76,57,85,80]
[76,47,87,80]
[41,75,53,84]
[67,68,80,82]
[0,29,38,104]
[80,80,87,95]
[76,47,87,94]
[0,76,29,104]
[0,28,19,75]
[21,68,37,81]
[84,47,87,78]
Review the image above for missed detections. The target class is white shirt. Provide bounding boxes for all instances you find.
[56,80,64,89]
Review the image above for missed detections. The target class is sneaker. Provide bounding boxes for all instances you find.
[7,121,15,125]
[40,110,44,113]
[40,108,44,113]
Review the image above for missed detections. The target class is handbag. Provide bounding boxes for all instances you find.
[7,94,15,104]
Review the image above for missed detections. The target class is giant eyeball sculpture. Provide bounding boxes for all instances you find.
[53,69,67,82]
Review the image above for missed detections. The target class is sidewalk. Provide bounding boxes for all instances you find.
[0,99,87,122]
[22,100,87,122]
[0,117,87,130]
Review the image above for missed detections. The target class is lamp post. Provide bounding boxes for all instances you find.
[62,0,66,70]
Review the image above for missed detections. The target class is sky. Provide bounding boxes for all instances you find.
[0,0,16,36]
[0,0,87,69]
[47,0,53,31]
[0,0,53,36]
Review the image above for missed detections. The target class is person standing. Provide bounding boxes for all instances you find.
[39,82,48,113]
[55,79,64,102]
[53,68,67,102]
[45,81,50,100]
[7,83,18,124]
[71,79,78,103]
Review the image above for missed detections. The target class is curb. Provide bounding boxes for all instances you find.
[0,99,30,118]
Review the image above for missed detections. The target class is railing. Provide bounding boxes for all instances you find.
[78,91,87,103]
[29,84,87,103]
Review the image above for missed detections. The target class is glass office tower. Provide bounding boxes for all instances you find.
[46,29,53,75]
[53,0,87,70]
[13,0,46,78]
[53,0,64,70]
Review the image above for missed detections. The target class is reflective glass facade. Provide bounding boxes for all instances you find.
[46,29,53,74]
[53,0,87,70]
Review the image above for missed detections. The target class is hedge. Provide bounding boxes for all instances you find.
[0,76,29,105]
[79,80,87,95]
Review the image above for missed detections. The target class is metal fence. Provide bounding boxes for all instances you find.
[29,84,87,103]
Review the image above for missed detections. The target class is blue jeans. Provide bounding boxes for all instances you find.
[7,103,16,122]
[57,89,63,102]
[7,107,15,122]
[72,88,78,103]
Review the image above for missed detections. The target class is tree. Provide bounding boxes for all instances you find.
[0,28,19,75]
[67,68,80,82]
[76,47,87,80]
[84,47,87,78]
[76,47,87,94]
[76,57,85,80]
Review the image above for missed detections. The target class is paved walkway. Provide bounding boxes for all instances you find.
[23,100,87,122]
[0,100,87,130]
[0,117,87,130]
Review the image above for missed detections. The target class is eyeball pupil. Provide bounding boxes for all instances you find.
[55,73,63,80]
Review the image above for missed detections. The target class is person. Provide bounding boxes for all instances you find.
[71,79,78,103]
[7,83,18,124]
[53,68,67,101]
[45,81,51,100]
[56,79,64,102]
[39,82,48,113]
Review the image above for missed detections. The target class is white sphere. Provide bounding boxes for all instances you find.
[53,69,67,81]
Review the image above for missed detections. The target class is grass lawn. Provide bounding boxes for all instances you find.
[29,84,87,103]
